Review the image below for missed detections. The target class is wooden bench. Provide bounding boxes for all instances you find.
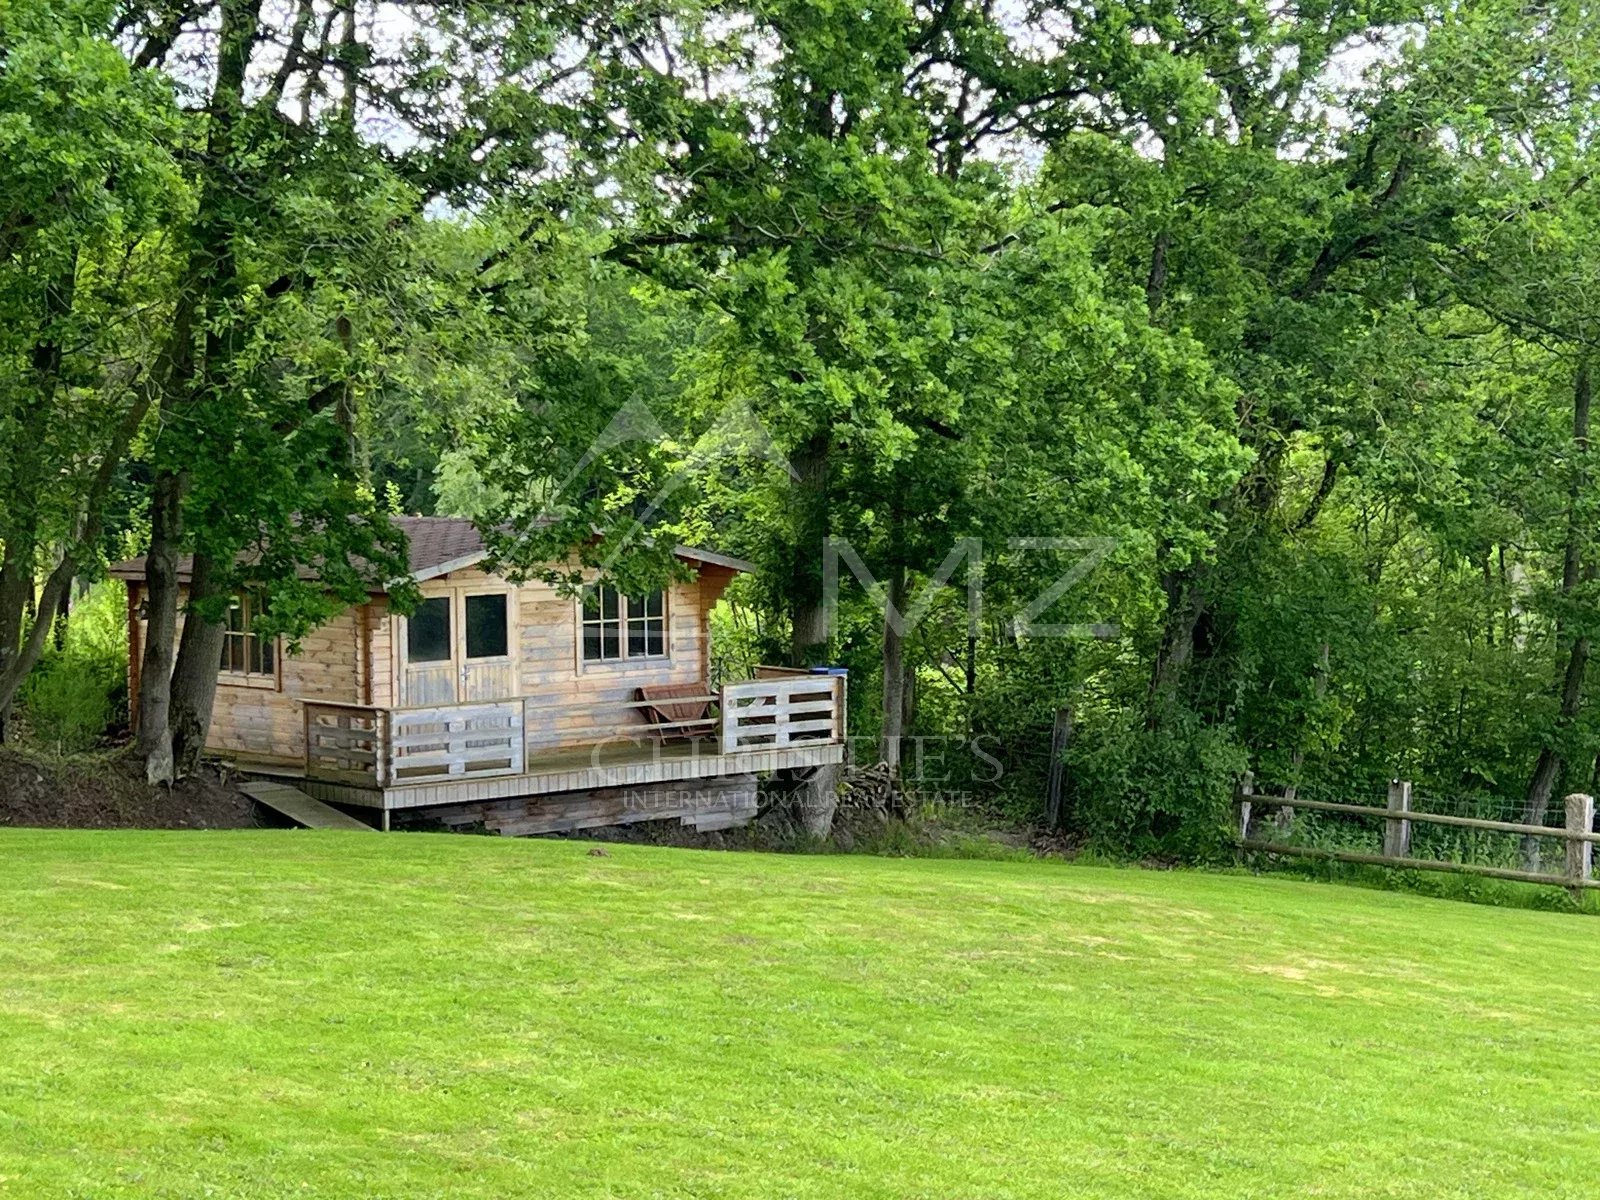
[635,682,718,740]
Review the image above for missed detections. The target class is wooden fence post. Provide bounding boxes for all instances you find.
[1564,793,1594,894]
[1383,779,1412,859]
[1236,770,1254,847]
[1043,707,1072,830]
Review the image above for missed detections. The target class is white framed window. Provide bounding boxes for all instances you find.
[219,595,278,688]
[581,586,667,664]
[626,590,665,658]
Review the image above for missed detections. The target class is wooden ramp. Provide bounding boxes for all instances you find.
[239,780,376,831]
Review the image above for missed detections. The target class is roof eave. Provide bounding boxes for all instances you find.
[404,550,492,586]
[673,545,755,574]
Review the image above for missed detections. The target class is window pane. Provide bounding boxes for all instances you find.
[602,625,620,660]
[465,594,508,659]
[646,625,665,657]
[583,625,602,662]
[407,597,451,663]
[602,586,619,619]
[582,588,600,620]
[261,637,275,674]
[628,621,647,658]
[626,591,663,621]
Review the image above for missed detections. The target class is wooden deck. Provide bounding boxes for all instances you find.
[287,671,849,816]
[297,736,844,811]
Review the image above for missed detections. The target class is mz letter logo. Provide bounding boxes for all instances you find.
[823,536,1118,641]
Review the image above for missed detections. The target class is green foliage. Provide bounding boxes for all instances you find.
[17,662,116,755]
[8,0,1600,856]
[16,584,127,754]
[1069,706,1249,861]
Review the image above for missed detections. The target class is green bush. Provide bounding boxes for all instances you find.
[15,583,127,755]
[18,661,117,753]
[1067,705,1248,860]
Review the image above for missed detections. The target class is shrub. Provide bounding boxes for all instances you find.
[1067,705,1248,861]
[15,583,127,755]
[18,661,117,753]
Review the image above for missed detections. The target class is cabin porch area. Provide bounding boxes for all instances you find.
[288,671,846,819]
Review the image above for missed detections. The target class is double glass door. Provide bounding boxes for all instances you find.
[399,589,514,705]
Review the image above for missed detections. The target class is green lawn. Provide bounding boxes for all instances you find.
[1,831,1597,1197]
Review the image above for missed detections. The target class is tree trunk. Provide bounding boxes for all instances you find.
[1145,230,1170,316]
[787,429,830,666]
[1147,410,1286,717]
[0,556,74,721]
[1148,563,1206,711]
[880,565,907,774]
[134,0,261,783]
[902,652,917,737]
[0,532,36,667]
[0,540,34,742]
[0,250,76,736]
[1521,358,1593,870]
[1521,632,1592,868]
[137,471,184,783]
[796,763,841,840]
[0,383,150,729]
[52,582,70,650]
[169,550,228,777]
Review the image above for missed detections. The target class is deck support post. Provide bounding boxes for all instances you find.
[1383,779,1412,859]
[718,683,739,753]
[1565,793,1593,897]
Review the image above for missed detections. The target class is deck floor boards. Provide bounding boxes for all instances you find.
[295,738,844,810]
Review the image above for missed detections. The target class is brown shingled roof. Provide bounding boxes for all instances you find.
[106,515,752,587]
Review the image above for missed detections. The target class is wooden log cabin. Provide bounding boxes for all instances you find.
[110,517,846,833]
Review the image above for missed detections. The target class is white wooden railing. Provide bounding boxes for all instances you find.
[304,701,388,785]
[719,673,845,751]
[304,699,523,787]
[304,672,842,788]
[387,700,524,783]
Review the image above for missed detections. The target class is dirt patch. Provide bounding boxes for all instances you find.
[0,749,262,830]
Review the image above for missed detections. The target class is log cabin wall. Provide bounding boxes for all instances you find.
[401,564,734,755]
[124,558,738,769]
[126,583,370,767]
[368,595,393,707]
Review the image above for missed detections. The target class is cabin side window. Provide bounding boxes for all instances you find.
[219,595,277,685]
[581,586,666,663]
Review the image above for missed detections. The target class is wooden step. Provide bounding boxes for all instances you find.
[239,780,376,831]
